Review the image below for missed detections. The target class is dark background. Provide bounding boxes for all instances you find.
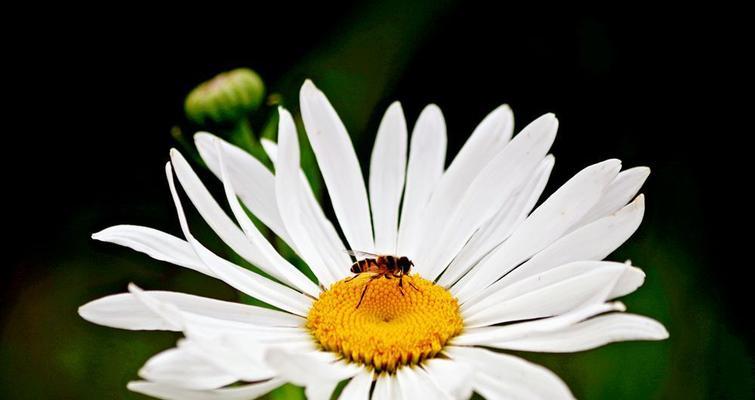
[3,2,752,399]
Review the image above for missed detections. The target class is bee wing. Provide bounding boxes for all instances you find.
[344,249,382,259]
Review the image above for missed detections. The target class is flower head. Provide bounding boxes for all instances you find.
[80,80,667,399]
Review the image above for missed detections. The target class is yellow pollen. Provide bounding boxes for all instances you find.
[306,273,464,373]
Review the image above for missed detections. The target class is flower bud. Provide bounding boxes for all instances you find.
[184,68,265,125]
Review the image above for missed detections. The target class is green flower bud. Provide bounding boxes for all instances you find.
[184,68,265,125]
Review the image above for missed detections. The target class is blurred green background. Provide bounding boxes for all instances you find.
[3,2,752,399]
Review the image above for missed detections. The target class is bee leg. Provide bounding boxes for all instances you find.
[398,275,406,296]
[408,276,420,292]
[356,283,370,308]
[344,273,360,283]
[356,275,380,309]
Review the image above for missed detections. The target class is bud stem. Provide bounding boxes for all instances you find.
[230,118,255,150]
[229,118,268,164]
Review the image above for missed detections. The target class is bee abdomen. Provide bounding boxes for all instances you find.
[351,259,370,273]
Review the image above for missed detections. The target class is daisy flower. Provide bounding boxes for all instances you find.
[80,80,668,399]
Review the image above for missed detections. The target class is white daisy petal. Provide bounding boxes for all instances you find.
[577,166,650,226]
[275,108,342,286]
[78,291,177,331]
[421,358,474,400]
[216,141,321,297]
[265,347,362,387]
[489,313,668,353]
[127,379,284,400]
[369,102,408,254]
[127,283,185,329]
[462,261,627,328]
[612,265,646,298]
[421,114,558,281]
[91,225,212,277]
[78,290,303,331]
[465,194,646,304]
[194,132,293,248]
[166,163,313,316]
[306,382,339,400]
[262,138,353,281]
[373,373,400,400]
[182,315,310,342]
[169,149,265,268]
[393,366,416,399]
[453,301,626,346]
[260,138,278,161]
[411,105,515,266]
[300,80,375,253]
[452,159,622,301]
[339,371,373,400]
[397,104,447,256]
[138,347,237,390]
[123,286,308,355]
[174,235,312,318]
[437,154,554,288]
[395,365,449,400]
[180,333,282,382]
[446,346,574,400]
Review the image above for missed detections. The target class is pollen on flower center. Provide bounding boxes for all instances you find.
[306,273,464,372]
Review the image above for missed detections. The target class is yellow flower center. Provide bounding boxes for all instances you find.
[306,273,464,372]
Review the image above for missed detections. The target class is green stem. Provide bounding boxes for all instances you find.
[229,117,270,167]
[230,118,256,152]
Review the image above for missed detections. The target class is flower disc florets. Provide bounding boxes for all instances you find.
[307,274,464,372]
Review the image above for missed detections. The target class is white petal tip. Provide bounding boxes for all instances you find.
[658,326,670,339]
[602,158,623,170]
[488,104,513,117]
[302,79,318,93]
[77,299,109,325]
[278,107,293,120]
[193,133,214,150]
[638,166,651,175]
[425,103,442,112]
[193,131,215,141]
[630,265,646,276]
[532,113,559,131]
[126,381,146,393]
[640,318,670,340]
[77,304,92,320]
[628,165,651,178]
[136,367,150,380]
